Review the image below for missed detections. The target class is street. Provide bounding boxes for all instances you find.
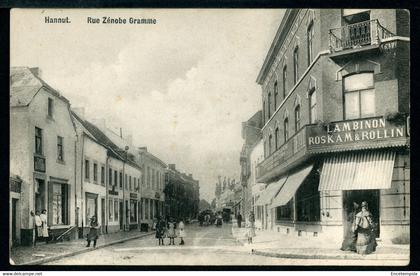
[45,224,406,266]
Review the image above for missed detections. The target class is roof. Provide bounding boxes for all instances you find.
[10,67,69,107]
[71,111,141,170]
[138,150,167,168]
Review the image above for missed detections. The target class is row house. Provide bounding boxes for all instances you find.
[254,9,409,244]
[136,147,167,231]
[10,67,78,245]
[239,110,263,220]
[165,164,200,222]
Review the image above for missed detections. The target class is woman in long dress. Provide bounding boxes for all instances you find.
[340,202,358,252]
[40,209,49,241]
[353,201,377,255]
[86,215,100,248]
[178,220,186,245]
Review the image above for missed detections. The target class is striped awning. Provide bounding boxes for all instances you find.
[319,150,396,191]
[271,164,314,208]
[255,177,287,206]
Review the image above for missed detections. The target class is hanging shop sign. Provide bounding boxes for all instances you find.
[306,116,408,153]
[130,193,138,199]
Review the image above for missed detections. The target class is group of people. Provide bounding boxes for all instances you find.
[30,209,49,246]
[155,216,186,246]
[341,201,377,255]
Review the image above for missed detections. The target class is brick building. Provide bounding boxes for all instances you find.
[254,9,409,244]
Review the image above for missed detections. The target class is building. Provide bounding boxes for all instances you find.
[136,147,167,230]
[249,140,265,230]
[164,164,200,221]
[10,67,78,245]
[239,111,263,219]
[254,9,409,244]
[72,113,142,234]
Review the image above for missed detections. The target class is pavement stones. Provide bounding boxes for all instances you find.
[231,222,409,262]
[10,230,155,265]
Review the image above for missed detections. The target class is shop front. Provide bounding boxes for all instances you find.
[129,193,138,230]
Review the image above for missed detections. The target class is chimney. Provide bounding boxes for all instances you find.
[72,107,85,119]
[138,147,148,152]
[29,67,42,78]
[168,164,176,170]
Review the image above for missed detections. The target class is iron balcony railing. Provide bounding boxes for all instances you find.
[329,19,394,52]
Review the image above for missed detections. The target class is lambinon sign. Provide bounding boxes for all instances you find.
[306,117,408,153]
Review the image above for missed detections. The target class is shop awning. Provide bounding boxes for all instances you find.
[319,150,396,191]
[255,177,287,206]
[271,164,314,208]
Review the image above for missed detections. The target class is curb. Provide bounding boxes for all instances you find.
[18,232,155,266]
[252,249,410,261]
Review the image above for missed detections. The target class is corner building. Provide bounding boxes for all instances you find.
[255,9,409,244]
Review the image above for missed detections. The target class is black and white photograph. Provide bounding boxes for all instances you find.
[9,8,410,267]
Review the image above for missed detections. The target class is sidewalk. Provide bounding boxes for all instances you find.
[10,230,154,265]
[231,222,409,262]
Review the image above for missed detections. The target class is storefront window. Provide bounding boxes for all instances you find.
[109,199,113,221]
[114,200,119,221]
[276,199,294,221]
[145,199,149,219]
[130,200,137,223]
[296,171,320,222]
[344,72,375,119]
[51,183,68,225]
[86,194,97,222]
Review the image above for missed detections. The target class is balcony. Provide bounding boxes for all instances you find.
[329,19,394,60]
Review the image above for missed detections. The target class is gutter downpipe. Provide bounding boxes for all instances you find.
[80,133,85,236]
[74,135,79,239]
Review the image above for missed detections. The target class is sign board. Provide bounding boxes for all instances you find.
[130,192,138,199]
[108,190,119,196]
[306,117,407,153]
[34,155,46,172]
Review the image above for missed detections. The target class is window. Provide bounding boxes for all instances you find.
[145,199,149,219]
[141,173,145,187]
[263,101,266,123]
[267,93,272,118]
[93,163,98,182]
[51,183,68,225]
[129,176,132,191]
[309,89,317,123]
[125,174,128,189]
[130,200,137,222]
[152,169,155,189]
[268,135,273,155]
[101,166,105,185]
[274,82,278,110]
[147,167,151,188]
[114,200,119,220]
[295,105,301,131]
[296,170,320,222]
[284,118,289,141]
[85,160,90,180]
[48,98,54,117]
[86,193,97,222]
[156,171,159,189]
[119,172,123,189]
[57,136,64,161]
[109,199,113,221]
[344,73,375,119]
[114,170,118,187]
[276,199,293,221]
[293,47,299,84]
[150,199,154,219]
[282,66,287,98]
[275,127,279,150]
[35,127,43,155]
[109,168,112,186]
[307,21,314,66]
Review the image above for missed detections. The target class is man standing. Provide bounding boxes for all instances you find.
[237,213,242,228]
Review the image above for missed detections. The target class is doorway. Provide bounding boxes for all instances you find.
[101,198,105,234]
[119,201,124,230]
[35,179,45,212]
[12,198,18,246]
[343,190,380,237]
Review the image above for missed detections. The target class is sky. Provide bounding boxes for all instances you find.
[11,9,285,201]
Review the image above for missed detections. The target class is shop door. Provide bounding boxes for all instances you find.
[12,199,17,246]
[119,201,124,230]
[101,198,105,234]
[343,190,380,238]
[35,179,45,212]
